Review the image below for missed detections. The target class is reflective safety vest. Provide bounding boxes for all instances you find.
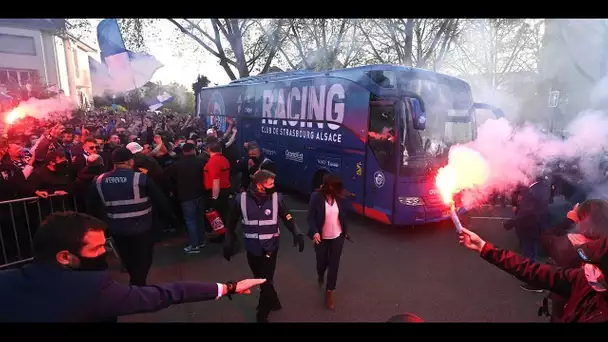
[95,168,153,236]
[238,191,280,256]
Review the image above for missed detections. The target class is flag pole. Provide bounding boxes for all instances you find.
[110,19,142,119]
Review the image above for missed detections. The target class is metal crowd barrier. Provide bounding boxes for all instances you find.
[0,194,121,270]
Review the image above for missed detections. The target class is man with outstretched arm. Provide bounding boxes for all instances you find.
[0,212,265,322]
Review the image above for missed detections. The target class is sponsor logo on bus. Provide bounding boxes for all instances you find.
[261,84,345,143]
[285,150,304,163]
[262,148,276,156]
[317,159,340,168]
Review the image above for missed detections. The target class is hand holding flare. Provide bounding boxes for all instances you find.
[435,146,490,233]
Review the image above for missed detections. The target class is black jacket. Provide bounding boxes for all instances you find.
[74,164,106,211]
[133,153,164,187]
[239,155,275,190]
[28,166,73,194]
[506,179,551,238]
[0,262,221,322]
[165,154,208,201]
[0,160,34,202]
[306,191,349,239]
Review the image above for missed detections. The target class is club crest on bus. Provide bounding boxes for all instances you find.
[207,91,227,132]
[261,84,345,143]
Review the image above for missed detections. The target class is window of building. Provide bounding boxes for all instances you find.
[0,34,36,55]
[0,69,39,87]
[7,70,18,84]
[73,48,80,78]
[19,71,30,84]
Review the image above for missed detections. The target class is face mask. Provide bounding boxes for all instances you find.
[583,263,607,292]
[72,252,109,271]
[264,186,276,194]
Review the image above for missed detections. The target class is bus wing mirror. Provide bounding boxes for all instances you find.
[410,98,426,131]
[473,102,505,119]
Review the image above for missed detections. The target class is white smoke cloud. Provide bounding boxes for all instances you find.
[459,109,608,206]
[14,95,76,121]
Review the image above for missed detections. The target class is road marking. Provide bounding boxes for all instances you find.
[470,216,511,220]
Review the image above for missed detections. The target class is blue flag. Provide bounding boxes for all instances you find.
[93,19,163,95]
[145,92,173,111]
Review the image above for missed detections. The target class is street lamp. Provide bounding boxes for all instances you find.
[548,89,560,133]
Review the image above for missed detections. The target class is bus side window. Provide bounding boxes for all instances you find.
[368,105,396,173]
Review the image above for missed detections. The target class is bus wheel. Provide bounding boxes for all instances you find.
[312,170,329,192]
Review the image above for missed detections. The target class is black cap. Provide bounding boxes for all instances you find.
[111,147,133,163]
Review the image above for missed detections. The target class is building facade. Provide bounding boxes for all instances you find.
[0,19,96,108]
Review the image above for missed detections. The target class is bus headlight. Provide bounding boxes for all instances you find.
[398,197,424,206]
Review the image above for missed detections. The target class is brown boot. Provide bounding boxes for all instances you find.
[325,290,335,310]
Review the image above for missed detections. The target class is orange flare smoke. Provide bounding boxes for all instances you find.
[436,146,490,205]
[5,108,25,125]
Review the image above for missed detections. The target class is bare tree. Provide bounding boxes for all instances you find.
[164,19,289,80]
[274,19,365,71]
[101,19,288,81]
[358,19,461,70]
[117,19,157,52]
[445,19,542,89]
[64,19,93,40]
[64,19,158,53]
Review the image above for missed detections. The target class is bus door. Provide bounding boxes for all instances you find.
[363,99,398,224]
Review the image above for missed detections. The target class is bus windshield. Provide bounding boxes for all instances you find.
[399,77,475,175]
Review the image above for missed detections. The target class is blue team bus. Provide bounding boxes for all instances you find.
[196,64,503,226]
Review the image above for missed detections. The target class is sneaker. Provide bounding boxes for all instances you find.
[183,245,202,254]
[520,283,544,293]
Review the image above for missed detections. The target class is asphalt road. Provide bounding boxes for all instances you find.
[111,196,548,323]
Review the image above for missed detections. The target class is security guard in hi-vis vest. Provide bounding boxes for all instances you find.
[223,169,305,323]
[88,147,180,286]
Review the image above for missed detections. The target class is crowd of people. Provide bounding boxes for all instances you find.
[0,108,243,260]
[0,104,361,322]
[2,107,608,323]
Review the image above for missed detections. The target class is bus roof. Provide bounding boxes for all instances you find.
[212,64,469,91]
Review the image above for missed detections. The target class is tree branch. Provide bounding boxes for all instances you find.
[358,21,386,64]
[556,20,596,83]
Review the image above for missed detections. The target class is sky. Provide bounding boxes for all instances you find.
[147,20,231,87]
[81,19,231,88]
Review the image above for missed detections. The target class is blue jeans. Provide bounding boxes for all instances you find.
[181,199,204,247]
